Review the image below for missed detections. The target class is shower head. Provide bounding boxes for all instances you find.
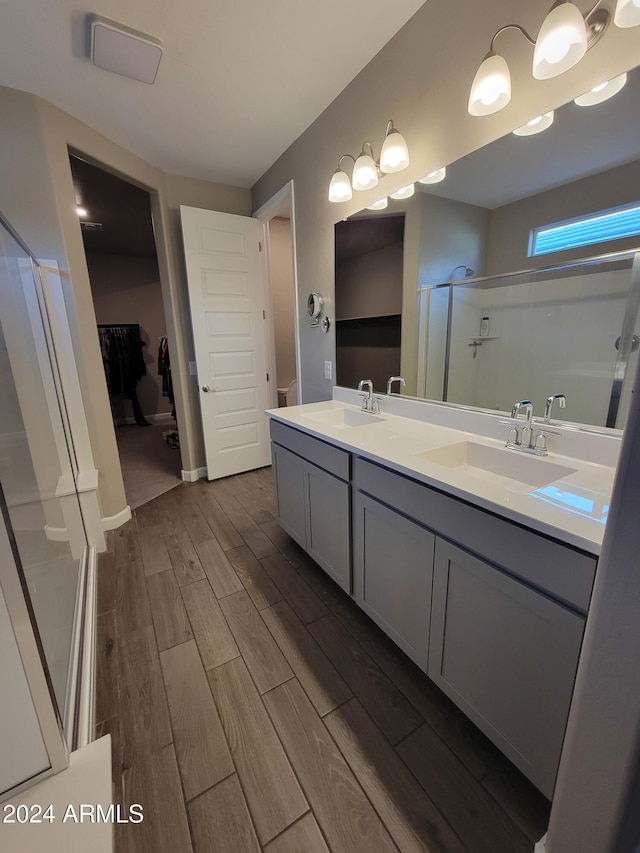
[450,264,475,282]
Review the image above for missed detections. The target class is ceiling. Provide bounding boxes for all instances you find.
[0,0,426,188]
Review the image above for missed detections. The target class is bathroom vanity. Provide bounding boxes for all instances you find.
[267,389,617,799]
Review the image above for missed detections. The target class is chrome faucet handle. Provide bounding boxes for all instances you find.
[386,375,406,395]
[544,393,567,423]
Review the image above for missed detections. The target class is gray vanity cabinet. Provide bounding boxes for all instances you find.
[353,491,434,670]
[270,420,351,592]
[429,538,585,799]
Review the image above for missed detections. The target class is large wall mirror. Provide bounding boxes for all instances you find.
[335,64,640,433]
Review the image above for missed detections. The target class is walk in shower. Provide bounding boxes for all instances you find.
[421,251,640,431]
[0,214,89,764]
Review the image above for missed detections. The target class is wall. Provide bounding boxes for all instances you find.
[0,85,250,518]
[486,158,640,275]
[87,253,172,421]
[251,0,640,405]
[268,218,297,392]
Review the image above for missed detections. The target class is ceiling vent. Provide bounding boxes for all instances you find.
[88,14,163,84]
[80,222,103,232]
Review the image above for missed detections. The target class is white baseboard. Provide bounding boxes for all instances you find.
[102,506,132,530]
[181,466,207,482]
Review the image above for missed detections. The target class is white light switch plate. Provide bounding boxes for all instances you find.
[324,361,332,380]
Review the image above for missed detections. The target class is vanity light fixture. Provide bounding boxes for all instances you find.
[512,110,555,135]
[367,198,389,210]
[328,120,410,202]
[468,0,640,117]
[419,167,447,184]
[390,183,415,200]
[574,71,628,105]
[615,0,640,27]
[76,206,88,217]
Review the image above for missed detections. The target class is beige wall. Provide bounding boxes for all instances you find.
[251,0,640,403]
[0,85,250,518]
[486,158,640,274]
[268,218,297,392]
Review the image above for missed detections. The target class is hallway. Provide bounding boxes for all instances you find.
[96,468,550,852]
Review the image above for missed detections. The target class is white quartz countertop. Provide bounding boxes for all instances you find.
[267,399,617,555]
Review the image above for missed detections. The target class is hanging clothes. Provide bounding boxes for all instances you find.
[157,335,175,420]
[97,324,150,426]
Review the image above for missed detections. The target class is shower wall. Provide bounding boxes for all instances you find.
[446,265,632,428]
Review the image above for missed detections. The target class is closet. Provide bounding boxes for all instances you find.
[70,155,181,507]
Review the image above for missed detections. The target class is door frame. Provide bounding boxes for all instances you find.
[253,181,302,404]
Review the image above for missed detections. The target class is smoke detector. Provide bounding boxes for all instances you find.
[89,14,163,84]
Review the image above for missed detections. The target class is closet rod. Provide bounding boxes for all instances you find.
[97,322,140,329]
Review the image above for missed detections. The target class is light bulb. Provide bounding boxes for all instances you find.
[328,169,352,203]
[380,128,410,173]
[352,150,379,191]
[468,52,511,116]
[614,0,640,27]
[533,2,587,80]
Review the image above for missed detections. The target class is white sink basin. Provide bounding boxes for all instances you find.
[417,441,577,489]
[301,407,384,428]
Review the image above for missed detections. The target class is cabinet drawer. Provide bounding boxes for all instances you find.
[354,456,596,613]
[270,420,350,481]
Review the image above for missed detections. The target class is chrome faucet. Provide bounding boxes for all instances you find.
[544,393,566,423]
[511,399,534,447]
[504,398,561,456]
[387,375,406,395]
[357,379,379,413]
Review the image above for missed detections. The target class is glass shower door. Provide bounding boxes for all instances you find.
[0,218,88,738]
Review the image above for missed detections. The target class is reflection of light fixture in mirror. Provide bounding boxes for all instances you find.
[328,119,410,202]
[419,167,447,184]
[512,111,555,136]
[468,2,614,116]
[574,72,627,105]
[367,198,388,210]
[615,0,640,27]
[390,184,415,200]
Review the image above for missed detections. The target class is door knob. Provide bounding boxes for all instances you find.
[202,385,212,392]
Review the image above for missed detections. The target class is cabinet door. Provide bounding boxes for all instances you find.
[305,463,351,593]
[429,538,584,798]
[354,492,434,671]
[271,443,306,548]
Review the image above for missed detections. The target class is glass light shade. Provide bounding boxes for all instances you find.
[512,111,555,136]
[614,0,640,27]
[468,52,511,116]
[533,2,587,80]
[574,72,627,105]
[352,151,379,191]
[328,169,352,202]
[418,167,446,184]
[380,129,410,173]
[390,183,415,200]
[367,198,388,210]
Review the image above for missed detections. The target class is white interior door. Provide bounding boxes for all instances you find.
[180,205,271,480]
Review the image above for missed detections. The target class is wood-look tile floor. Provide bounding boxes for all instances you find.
[95,467,551,853]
